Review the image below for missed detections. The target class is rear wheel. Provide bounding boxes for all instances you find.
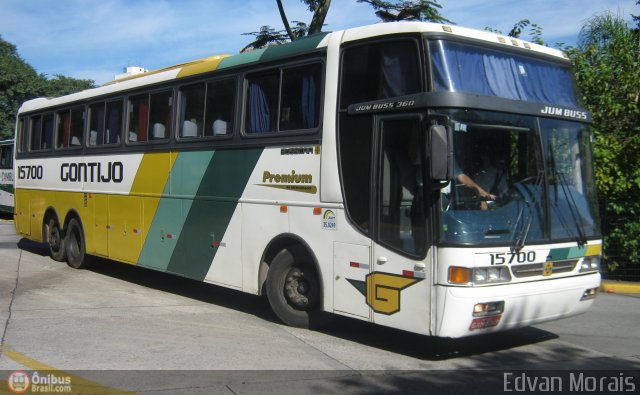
[65,218,89,269]
[47,218,66,262]
[266,246,329,329]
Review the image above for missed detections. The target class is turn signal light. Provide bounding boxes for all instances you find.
[449,266,471,284]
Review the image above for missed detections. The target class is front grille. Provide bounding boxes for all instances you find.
[511,259,579,278]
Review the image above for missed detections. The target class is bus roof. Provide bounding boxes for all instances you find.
[18,22,568,114]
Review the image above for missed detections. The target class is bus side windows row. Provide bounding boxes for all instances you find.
[17,60,324,153]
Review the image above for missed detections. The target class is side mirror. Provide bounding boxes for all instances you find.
[429,124,451,184]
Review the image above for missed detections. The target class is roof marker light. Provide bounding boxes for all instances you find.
[442,25,453,33]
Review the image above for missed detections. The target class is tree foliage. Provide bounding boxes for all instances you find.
[485,19,545,45]
[567,12,640,271]
[0,35,94,139]
[358,0,451,23]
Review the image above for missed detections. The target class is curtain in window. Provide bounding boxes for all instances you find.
[431,41,578,107]
[248,82,270,133]
[301,73,317,129]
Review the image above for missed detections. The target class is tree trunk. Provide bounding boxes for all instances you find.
[276,0,296,41]
[309,0,331,35]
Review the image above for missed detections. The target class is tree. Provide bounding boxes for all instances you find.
[485,19,546,45]
[242,1,331,51]
[568,12,640,272]
[241,26,289,52]
[0,36,41,139]
[0,35,95,139]
[358,0,451,23]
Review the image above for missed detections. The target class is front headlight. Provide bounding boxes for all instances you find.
[579,256,600,273]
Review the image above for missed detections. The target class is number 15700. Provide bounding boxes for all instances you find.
[490,251,537,265]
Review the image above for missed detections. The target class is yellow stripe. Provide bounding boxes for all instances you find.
[175,55,230,78]
[2,345,136,394]
[585,243,602,256]
[127,152,178,263]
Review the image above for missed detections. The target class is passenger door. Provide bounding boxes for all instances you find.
[370,115,432,335]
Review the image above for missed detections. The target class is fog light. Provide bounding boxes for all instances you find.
[581,287,598,300]
[472,301,505,317]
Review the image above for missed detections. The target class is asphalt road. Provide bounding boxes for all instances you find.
[0,218,638,394]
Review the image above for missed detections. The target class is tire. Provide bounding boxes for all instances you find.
[65,218,89,269]
[47,218,66,262]
[266,246,330,329]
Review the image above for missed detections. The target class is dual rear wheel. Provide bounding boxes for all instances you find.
[46,217,88,269]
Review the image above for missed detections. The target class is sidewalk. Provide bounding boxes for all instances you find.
[600,280,640,294]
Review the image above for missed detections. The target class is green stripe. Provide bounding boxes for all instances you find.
[0,204,13,214]
[218,33,328,70]
[138,151,214,271]
[166,148,263,280]
[0,184,14,194]
[547,246,588,261]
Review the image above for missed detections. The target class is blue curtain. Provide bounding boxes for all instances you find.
[431,41,578,107]
[302,73,317,129]
[248,82,270,133]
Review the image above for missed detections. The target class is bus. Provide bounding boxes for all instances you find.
[0,139,14,215]
[14,22,601,338]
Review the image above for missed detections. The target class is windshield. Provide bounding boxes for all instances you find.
[429,40,578,107]
[438,109,600,246]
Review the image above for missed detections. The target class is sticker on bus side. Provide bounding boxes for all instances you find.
[322,210,336,230]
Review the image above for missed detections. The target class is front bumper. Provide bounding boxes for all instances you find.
[435,273,601,338]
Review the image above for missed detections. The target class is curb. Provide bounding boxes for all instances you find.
[600,281,640,294]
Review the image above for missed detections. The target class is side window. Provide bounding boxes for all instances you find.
[128,94,149,142]
[205,79,235,136]
[340,40,421,109]
[29,114,53,151]
[29,115,42,151]
[90,100,122,146]
[105,100,123,145]
[245,71,279,134]
[280,64,322,131]
[69,107,85,147]
[56,110,71,148]
[149,90,172,140]
[245,63,322,134]
[42,114,54,150]
[128,90,172,143]
[88,102,106,146]
[0,146,12,169]
[17,117,26,153]
[179,83,205,138]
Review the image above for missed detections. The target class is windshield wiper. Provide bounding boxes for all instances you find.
[554,171,587,246]
[511,171,544,252]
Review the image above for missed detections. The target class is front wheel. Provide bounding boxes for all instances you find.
[65,218,89,269]
[266,246,329,329]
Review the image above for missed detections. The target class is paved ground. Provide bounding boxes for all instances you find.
[0,218,638,394]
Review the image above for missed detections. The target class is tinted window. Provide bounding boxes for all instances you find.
[245,63,322,134]
[281,64,322,131]
[29,115,42,151]
[69,108,84,147]
[105,100,123,145]
[88,103,106,146]
[0,145,12,169]
[179,83,205,138]
[205,79,235,136]
[340,40,421,109]
[128,90,172,143]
